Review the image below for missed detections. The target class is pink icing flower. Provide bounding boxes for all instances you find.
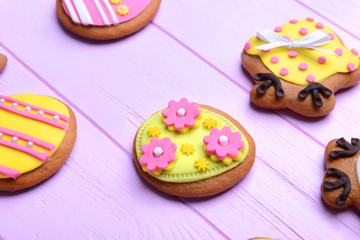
[140,137,177,172]
[162,98,201,131]
[203,126,245,160]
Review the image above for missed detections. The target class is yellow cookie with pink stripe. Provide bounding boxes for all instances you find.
[241,18,360,117]
[0,94,77,192]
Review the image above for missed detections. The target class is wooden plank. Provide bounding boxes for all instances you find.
[0,0,360,239]
[0,46,225,240]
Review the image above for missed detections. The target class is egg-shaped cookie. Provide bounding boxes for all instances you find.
[0,94,76,191]
[57,0,161,40]
[133,98,255,197]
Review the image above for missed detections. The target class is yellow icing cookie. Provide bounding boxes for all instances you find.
[0,94,70,179]
[134,98,251,183]
[133,99,255,197]
[242,18,360,117]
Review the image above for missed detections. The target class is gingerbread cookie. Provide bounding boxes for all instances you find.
[57,0,161,40]
[242,18,360,117]
[133,98,255,197]
[321,138,360,211]
[0,94,77,192]
[0,54,7,73]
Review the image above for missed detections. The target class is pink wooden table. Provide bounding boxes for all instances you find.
[0,1,359,239]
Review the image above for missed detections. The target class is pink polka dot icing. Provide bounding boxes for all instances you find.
[318,56,326,64]
[244,42,252,51]
[351,48,359,56]
[244,18,360,86]
[306,17,314,22]
[348,63,356,72]
[274,26,283,32]
[299,63,308,71]
[335,48,343,56]
[280,68,289,76]
[262,49,270,53]
[288,50,298,58]
[299,27,308,35]
[270,56,279,63]
[289,19,298,24]
[306,75,315,83]
[316,22,324,29]
[282,35,290,40]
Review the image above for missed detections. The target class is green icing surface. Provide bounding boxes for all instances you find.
[135,108,249,183]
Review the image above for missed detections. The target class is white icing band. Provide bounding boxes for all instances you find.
[63,0,81,24]
[255,27,336,55]
[92,0,111,26]
[101,0,119,25]
[356,156,360,186]
[72,0,94,25]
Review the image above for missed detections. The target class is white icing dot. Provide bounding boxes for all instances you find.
[177,108,186,117]
[153,147,163,158]
[37,110,44,116]
[26,141,34,148]
[0,98,5,104]
[11,136,18,143]
[219,135,229,146]
[53,115,60,121]
[11,103,18,108]
[0,133,3,138]
[120,5,127,11]
[25,106,32,112]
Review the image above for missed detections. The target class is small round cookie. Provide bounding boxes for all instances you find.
[321,137,360,211]
[57,0,161,40]
[0,54,7,73]
[0,94,77,192]
[242,18,360,117]
[133,98,256,197]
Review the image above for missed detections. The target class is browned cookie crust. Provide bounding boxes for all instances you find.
[133,105,256,198]
[0,104,77,192]
[321,138,360,211]
[56,0,161,40]
[242,51,360,117]
[0,54,7,73]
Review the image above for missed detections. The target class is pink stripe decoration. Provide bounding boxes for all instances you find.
[0,95,70,123]
[0,139,49,162]
[0,127,56,152]
[0,103,68,131]
[0,165,21,179]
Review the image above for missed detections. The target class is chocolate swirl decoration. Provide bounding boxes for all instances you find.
[329,138,360,160]
[254,73,285,98]
[298,83,332,108]
[323,168,351,206]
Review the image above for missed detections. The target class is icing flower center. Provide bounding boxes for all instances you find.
[153,147,164,158]
[219,135,229,146]
[177,108,186,118]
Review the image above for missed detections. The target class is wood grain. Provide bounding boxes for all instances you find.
[0,0,359,239]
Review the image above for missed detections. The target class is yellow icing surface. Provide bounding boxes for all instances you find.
[0,94,69,179]
[245,19,359,85]
[135,108,249,183]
